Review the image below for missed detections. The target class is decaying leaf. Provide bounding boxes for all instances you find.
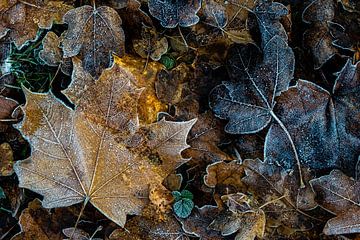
[302,0,337,69]
[242,159,316,231]
[0,96,19,131]
[39,31,72,76]
[62,5,125,78]
[133,26,168,61]
[148,0,202,28]
[63,227,103,240]
[265,60,360,176]
[0,142,14,176]
[109,215,190,240]
[183,111,230,165]
[155,63,188,105]
[0,0,72,48]
[209,193,266,240]
[14,59,196,227]
[178,205,223,240]
[204,160,246,195]
[11,198,78,240]
[310,170,360,235]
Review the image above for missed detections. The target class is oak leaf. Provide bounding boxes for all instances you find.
[310,170,360,235]
[0,0,72,48]
[62,5,125,78]
[13,60,196,227]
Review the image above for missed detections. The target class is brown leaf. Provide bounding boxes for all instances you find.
[0,142,14,176]
[63,227,103,240]
[133,26,168,61]
[209,193,265,240]
[0,96,19,131]
[183,111,230,165]
[113,55,167,124]
[242,159,317,231]
[204,160,246,195]
[0,0,72,48]
[310,170,360,235]
[39,31,72,76]
[155,63,188,104]
[11,199,62,240]
[14,59,196,227]
[178,205,223,240]
[62,5,125,78]
[109,215,190,240]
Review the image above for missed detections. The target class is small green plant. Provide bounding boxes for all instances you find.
[159,54,176,70]
[172,189,194,218]
[6,31,58,93]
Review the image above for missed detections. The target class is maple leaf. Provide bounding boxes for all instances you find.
[265,60,360,176]
[148,0,202,28]
[13,60,196,227]
[62,5,125,78]
[0,0,72,48]
[310,170,360,235]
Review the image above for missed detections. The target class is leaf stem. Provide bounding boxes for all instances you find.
[270,111,305,188]
[69,197,89,240]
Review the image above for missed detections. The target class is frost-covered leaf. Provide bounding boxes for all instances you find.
[209,193,265,240]
[242,159,316,231]
[254,0,289,46]
[39,31,72,76]
[133,26,168,61]
[265,60,360,175]
[62,5,125,78]
[148,0,202,28]
[109,215,190,240]
[178,205,223,240]
[310,170,360,235]
[302,0,337,69]
[13,60,196,227]
[0,0,72,48]
[204,160,246,195]
[209,35,294,134]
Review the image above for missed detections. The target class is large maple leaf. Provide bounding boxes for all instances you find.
[13,61,196,227]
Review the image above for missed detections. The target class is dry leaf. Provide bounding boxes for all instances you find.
[310,170,360,235]
[148,0,201,28]
[0,0,72,48]
[62,5,125,78]
[242,159,317,231]
[204,160,246,195]
[39,31,72,76]
[0,142,14,176]
[133,26,168,61]
[178,205,223,240]
[14,59,196,227]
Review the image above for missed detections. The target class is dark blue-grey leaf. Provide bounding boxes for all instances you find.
[254,0,288,46]
[209,35,294,134]
[265,60,360,176]
[148,0,202,28]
